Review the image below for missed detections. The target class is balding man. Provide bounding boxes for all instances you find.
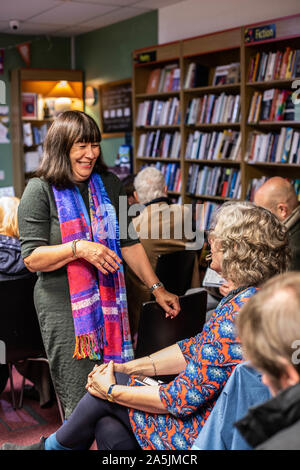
[254,176,300,270]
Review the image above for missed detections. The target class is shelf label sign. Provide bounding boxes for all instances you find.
[135,50,156,64]
[244,24,276,43]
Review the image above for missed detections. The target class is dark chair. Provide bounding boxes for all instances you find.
[154,249,199,296]
[0,275,64,422]
[135,290,207,382]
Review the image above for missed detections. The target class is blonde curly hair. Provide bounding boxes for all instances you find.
[0,196,20,238]
[209,201,290,287]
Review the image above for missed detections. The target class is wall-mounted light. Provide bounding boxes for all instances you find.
[46,80,77,113]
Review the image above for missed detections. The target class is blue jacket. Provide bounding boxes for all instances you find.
[0,234,31,281]
[191,362,272,450]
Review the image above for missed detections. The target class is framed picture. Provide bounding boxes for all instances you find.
[99,79,132,138]
[21,92,38,119]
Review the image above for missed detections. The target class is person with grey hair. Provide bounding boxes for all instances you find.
[125,166,200,338]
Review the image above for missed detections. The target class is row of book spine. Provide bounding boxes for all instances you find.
[194,201,221,231]
[146,64,180,93]
[185,129,241,161]
[143,162,182,192]
[23,122,49,147]
[137,130,181,159]
[248,89,297,123]
[247,177,300,201]
[246,128,300,164]
[187,164,241,199]
[185,93,240,125]
[136,98,180,126]
[248,47,300,82]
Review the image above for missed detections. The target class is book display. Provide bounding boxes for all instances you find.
[132,15,300,213]
[10,69,84,197]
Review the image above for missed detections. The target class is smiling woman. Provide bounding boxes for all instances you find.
[16,111,180,420]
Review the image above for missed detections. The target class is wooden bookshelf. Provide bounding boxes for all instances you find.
[132,15,300,215]
[10,68,84,197]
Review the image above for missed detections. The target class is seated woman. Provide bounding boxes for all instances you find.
[0,196,31,281]
[2,202,290,451]
[0,196,53,407]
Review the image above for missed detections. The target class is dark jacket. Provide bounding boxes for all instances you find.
[235,382,300,450]
[0,234,31,281]
[285,205,300,271]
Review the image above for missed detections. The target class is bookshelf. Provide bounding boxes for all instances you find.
[132,15,300,225]
[10,68,84,197]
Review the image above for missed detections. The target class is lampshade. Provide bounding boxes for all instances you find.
[46,80,77,98]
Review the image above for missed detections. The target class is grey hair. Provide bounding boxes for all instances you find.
[134,167,166,204]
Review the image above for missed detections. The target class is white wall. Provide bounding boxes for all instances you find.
[159,0,300,43]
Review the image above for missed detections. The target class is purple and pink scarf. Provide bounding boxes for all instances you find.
[52,172,133,363]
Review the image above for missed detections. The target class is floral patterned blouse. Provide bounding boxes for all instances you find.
[127,287,258,450]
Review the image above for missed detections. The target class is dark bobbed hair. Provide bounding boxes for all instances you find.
[36,110,107,188]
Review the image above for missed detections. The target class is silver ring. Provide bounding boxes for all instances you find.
[101,261,106,267]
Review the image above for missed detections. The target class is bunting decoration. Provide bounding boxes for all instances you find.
[16,42,31,67]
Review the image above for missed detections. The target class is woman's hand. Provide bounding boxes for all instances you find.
[86,360,116,399]
[77,240,122,275]
[153,287,180,319]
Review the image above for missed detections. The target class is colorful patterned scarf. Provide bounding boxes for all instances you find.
[52,172,133,363]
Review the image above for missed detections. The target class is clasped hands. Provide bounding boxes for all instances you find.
[77,240,122,275]
[86,360,116,400]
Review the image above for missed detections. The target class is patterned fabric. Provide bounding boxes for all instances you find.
[52,173,133,363]
[128,287,257,450]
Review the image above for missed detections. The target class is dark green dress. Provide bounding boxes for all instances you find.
[18,171,139,418]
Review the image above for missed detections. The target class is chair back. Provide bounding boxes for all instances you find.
[155,249,198,296]
[0,275,45,363]
[135,290,207,360]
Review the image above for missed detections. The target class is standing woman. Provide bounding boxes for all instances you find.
[18,111,180,418]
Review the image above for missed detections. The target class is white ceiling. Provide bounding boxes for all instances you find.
[0,0,187,37]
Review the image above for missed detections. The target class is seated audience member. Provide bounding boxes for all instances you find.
[0,196,53,408]
[191,362,271,450]
[0,196,31,281]
[234,272,300,450]
[254,176,300,270]
[1,202,290,451]
[125,167,199,337]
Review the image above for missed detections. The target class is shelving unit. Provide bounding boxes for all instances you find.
[10,68,84,197]
[132,15,300,225]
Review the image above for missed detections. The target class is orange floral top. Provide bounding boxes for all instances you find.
[127,287,258,450]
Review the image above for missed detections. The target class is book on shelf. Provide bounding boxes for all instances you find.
[246,128,300,164]
[185,129,241,161]
[194,200,221,231]
[186,164,240,198]
[185,93,240,125]
[184,63,209,89]
[212,63,240,85]
[248,47,300,82]
[146,68,161,93]
[149,63,180,93]
[247,89,298,123]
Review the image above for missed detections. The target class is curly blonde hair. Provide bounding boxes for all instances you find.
[209,201,290,287]
[0,196,20,238]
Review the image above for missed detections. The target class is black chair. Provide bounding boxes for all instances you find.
[135,290,207,380]
[154,249,199,296]
[0,275,64,422]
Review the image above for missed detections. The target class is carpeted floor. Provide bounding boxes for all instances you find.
[0,366,61,447]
